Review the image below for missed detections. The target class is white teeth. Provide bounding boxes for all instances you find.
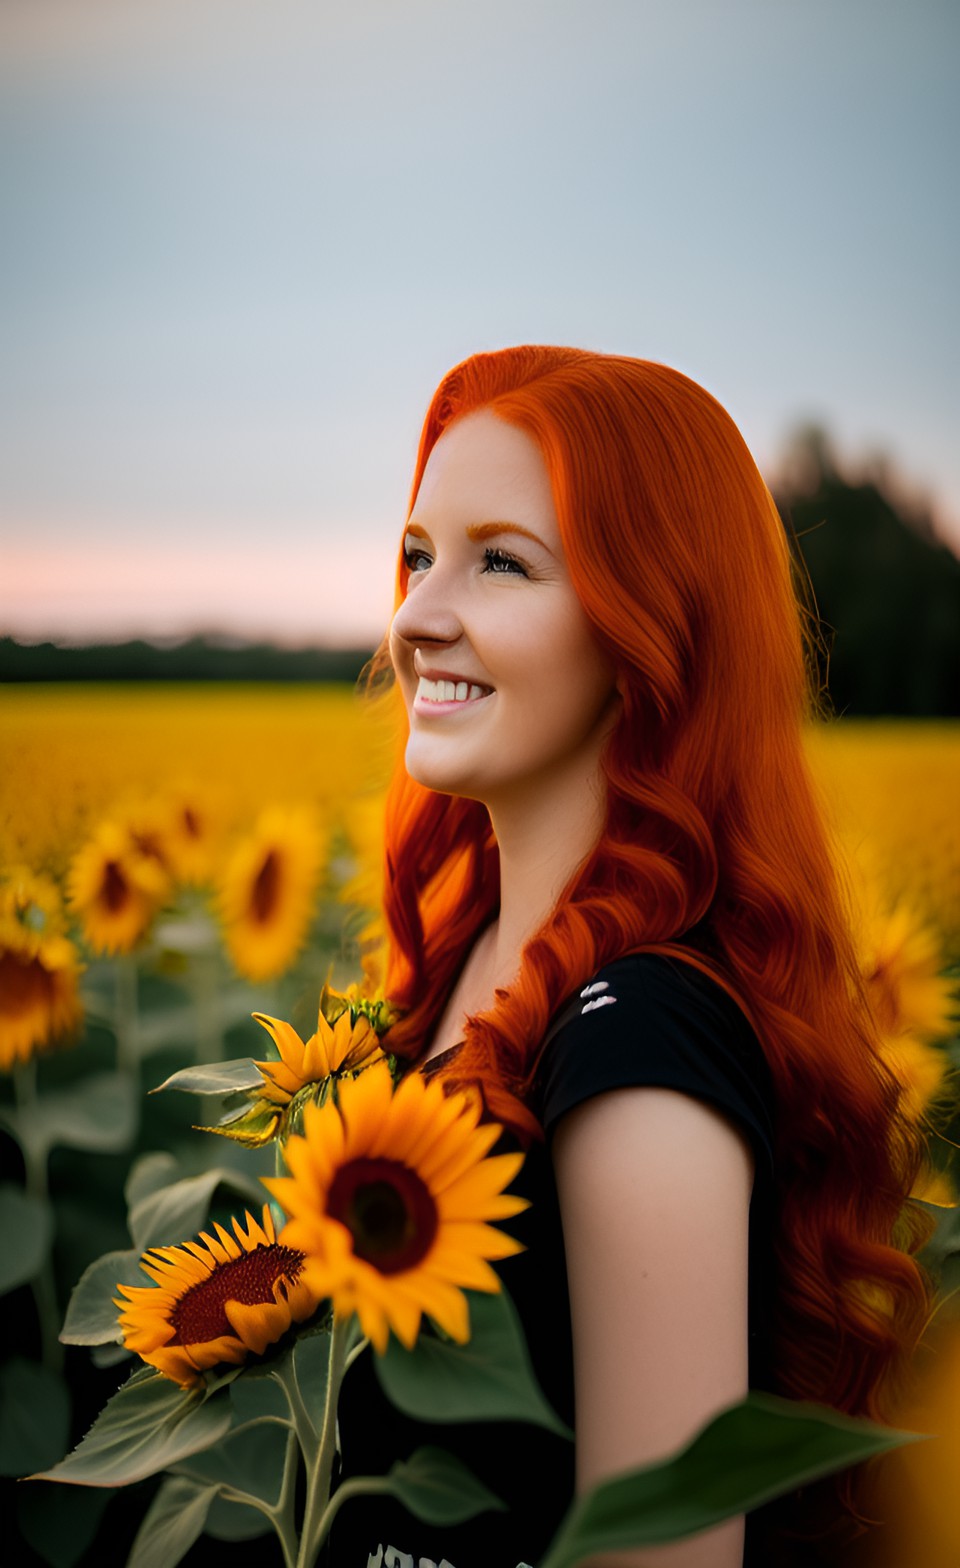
[416,676,489,704]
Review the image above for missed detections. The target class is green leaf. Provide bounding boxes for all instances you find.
[151,1058,263,1097]
[0,1357,70,1475]
[60,1247,144,1346]
[127,1165,265,1253]
[375,1288,571,1439]
[124,1151,180,1211]
[228,1368,289,1424]
[538,1392,926,1568]
[11,1073,138,1161]
[383,1445,506,1525]
[17,1481,115,1568]
[33,1367,233,1487]
[175,1421,286,1508]
[127,1474,217,1568]
[203,1493,273,1541]
[293,1326,334,1420]
[46,1071,137,1152]
[916,1196,960,1295]
[0,1184,54,1292]
[62,1164,270,1346]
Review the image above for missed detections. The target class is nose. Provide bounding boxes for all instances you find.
[389,567,464,651]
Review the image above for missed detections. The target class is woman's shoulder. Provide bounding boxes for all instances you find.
[533,948,777,1176]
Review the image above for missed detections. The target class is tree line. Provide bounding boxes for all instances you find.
[3,431,958,716]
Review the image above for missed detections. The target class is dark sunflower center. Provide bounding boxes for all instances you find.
[102,860,129,913]
[131,831,166,866]
[0,950,54,1018]
[169,1242,305,1346]
[326,1158,438,1275]
[251,851,280,923]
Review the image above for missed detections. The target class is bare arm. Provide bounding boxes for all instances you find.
[551,1086,755,1568]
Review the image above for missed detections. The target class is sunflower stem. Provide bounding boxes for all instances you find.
[214,1430,301,1568]
[311,1473,394,1539]
[190,943,223,1064]
[114,953,139,1081]
[271,1427,302,1568]
[343,1333,370,1375]
[271,1358,318,1458]
[12,1061,63,1373]
[297,1313,351,1568]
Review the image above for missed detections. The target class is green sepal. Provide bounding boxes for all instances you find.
[193,1100,282,1148]
[318,981,400,1037]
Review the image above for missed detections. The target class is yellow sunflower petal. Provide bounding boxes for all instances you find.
[393,1270,471,1344]
[420,1247,504,1294]
[266,1066,527,1355]
[224,1296,297,1356]
[116,1207,323,1386]
[418,1120,509,1192]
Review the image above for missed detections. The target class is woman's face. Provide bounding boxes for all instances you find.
[389,408,620,808]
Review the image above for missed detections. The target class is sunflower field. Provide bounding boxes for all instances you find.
[1,684,959,1567]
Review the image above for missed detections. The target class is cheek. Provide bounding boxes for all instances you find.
[531,612,615,722]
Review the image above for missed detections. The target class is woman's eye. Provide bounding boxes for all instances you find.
[482,547,527,576]
[403,545,432,573]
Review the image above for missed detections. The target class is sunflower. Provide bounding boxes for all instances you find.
[67,819,170,954]
[199,983,398,1148]
[216,806,324,981]
[115,1204,322,1389]
[162,785,222,886]
[879,1033,950,1124]
[912,1165,956,1207]
[0,868,82,1071]
[264,1065,528,1353]
[861,899,957,1044]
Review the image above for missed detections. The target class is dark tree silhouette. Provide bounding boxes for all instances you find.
[772,426,960,718]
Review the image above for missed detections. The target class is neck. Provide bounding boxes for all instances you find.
[482,750,608,980]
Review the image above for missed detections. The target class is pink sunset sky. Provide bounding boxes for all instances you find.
[2,0,957,647]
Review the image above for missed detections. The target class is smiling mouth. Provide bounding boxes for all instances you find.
[415,676,492,705]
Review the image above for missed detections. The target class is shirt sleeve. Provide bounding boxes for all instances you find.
[535,951,777,1181]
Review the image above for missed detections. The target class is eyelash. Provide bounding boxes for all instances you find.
[482,546,527,576]
[402,545,528,578]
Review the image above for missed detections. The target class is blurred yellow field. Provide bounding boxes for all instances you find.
[1,687,958,1568]
[2,686,957,944]
[0,682,394,875]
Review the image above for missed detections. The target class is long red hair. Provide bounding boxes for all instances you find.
[365,345,930,1444]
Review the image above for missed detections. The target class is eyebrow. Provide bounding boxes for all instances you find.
[404,520,553,552]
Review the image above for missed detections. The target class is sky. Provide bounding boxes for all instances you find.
[1,0,957,647]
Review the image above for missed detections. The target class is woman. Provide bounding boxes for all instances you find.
[327,346,931,1567]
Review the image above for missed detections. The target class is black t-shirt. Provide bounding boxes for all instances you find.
[326,952,778,1568]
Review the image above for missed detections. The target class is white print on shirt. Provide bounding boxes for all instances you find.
[579,980,617,1015]
[366,1547,456,1568]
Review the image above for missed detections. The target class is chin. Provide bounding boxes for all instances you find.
[404,753,489,803]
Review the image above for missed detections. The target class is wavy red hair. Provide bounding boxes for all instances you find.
[363,346,930,1482]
